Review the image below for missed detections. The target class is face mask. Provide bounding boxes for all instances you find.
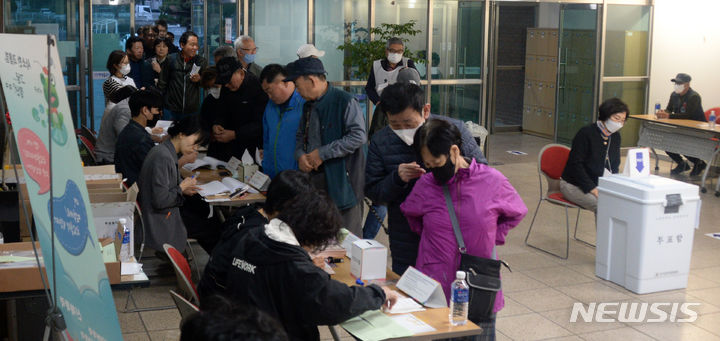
[387,53,403,64]
[208,87,221,99]
[243,53,256,64]
[120,64,131,76]
[674,83,685,94]
[391,126,419,146]
[429,157,456,185]
[605,119,623,133]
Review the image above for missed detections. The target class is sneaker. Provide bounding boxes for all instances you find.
[670,161,691,175]
[690,161,707,176]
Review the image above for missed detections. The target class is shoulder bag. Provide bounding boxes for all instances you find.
[442,185,511,322]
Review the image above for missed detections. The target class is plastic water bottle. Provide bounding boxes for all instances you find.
[0,231,4,244]
[449,271,469,326]
[118,218,131,262]
[654,102,661,119]
[710,111,717,130]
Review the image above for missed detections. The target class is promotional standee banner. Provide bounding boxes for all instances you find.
[0,34,122,340]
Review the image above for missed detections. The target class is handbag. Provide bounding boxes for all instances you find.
[442,185,510,322]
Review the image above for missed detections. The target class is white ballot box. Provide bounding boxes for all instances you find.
[351,239,387,280]
[596,175,701,294]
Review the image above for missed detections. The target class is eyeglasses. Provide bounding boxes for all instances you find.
[240,47,258,53]
[387,48,404,54]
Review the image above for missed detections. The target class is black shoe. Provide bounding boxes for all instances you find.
[690,161,707,176]
[670,161,691,175]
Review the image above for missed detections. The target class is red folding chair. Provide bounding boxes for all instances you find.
[164,243,200,305]
[524,144,594,259]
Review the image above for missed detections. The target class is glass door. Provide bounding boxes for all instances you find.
[601,4,651,147]
[90,0,132,131]
[556,4,599,144]
[207,0,239,63]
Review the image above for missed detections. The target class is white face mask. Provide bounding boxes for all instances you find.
[208,87,221,99]
[392,126,419,146]
[605,119,623,133]
[120,64,131,76]
[674,83,685,94]
[387,53,403,64]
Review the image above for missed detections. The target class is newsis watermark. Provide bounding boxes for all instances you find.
[570,302,701,323]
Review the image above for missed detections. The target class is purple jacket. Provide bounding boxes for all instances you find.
[400,159,527,312]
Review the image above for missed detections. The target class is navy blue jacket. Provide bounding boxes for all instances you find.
[364,114,487,274]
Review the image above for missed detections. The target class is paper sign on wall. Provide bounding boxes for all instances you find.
[622,148,651,178]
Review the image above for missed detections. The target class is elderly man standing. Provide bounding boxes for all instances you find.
[365,83,487,275]
[259,64,306,178]
[287,58,367,236]
[234,35,262,78]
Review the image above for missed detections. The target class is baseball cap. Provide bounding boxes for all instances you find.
[671,73,691,84]
[215,57,243,85]
[297,44,325,58]
[284,57,327,81]
[396,67,421,85]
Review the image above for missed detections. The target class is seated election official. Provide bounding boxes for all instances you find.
[400,119,526,337]
[137,116,219,253]
[115,89,163,187]
[656,73,707,176]
[560,98,627,212]
[197,170,314,302]
[223,170,399,341]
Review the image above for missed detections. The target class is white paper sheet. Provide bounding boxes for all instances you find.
[389,314,436,334]
[387,297,426,314]
[121,262,143,275]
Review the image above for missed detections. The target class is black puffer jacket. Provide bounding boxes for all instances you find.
[197,204,267,303]
[158,53,208,115]
[225,224,385,341]
[364,114,487,275]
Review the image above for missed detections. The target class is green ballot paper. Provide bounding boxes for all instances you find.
[340,310,414,341]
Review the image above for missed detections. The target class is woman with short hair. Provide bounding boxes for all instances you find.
[223,170,399,341]
[400,119,527,339]
[137,116,207,253]
[561,98,628,212]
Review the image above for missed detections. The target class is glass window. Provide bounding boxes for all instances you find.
[314,0,368,81]
[603,81,646,146]
[250,0,308,68]
[433,84,483,123]
[604,5,650,77]
[430,0,483,80]
[375,0,428,78]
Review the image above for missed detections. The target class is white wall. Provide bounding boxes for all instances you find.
[649,0,720,113]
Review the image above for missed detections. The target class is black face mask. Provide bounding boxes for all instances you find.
[429,157,456,185]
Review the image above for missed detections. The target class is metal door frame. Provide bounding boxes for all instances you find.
[488,1,540,133]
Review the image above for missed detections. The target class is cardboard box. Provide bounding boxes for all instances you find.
[350,239,387,280]
[0,242,120,293]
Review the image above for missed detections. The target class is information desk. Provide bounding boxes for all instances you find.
[331,258,482,340]
[630,115,720,193]
[180,168,266,207]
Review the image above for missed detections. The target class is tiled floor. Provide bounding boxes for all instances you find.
[117,132,720,340]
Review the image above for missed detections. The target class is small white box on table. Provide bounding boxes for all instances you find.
[350,239,387,280]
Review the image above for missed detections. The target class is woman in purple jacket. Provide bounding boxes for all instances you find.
[400,119,527,339]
